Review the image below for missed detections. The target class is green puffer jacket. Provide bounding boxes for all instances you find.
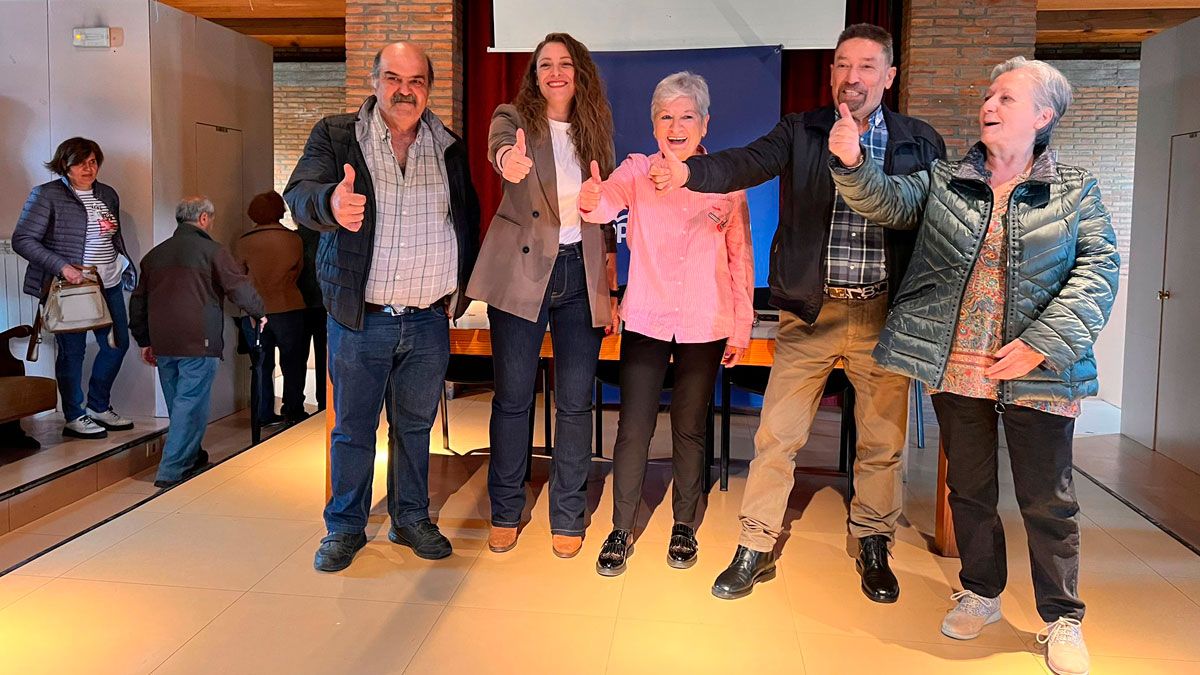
[830,142,1120,407]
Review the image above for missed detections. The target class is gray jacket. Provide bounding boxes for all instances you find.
[12,178,135,297]
[831,143,1120,406]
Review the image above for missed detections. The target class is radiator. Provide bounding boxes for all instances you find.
[0,240,37,330]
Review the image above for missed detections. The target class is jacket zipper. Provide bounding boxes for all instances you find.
[936,183,992,391]
[999,183,1030,407]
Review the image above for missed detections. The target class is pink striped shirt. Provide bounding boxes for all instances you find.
[584,152,754,347]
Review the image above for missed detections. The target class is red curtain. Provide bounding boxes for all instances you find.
[464,1,894,232]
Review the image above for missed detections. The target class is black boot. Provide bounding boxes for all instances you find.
[711,545,776,600]
[596,529,633,577]
[856,534,900,603]
[667,523,698,569]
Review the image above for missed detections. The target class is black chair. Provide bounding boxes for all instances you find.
[718,367,857,497]
[441,356,551,475]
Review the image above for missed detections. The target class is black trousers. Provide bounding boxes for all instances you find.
[932,392,1084,622]
[610,330,725,530]
[241,309,308,420]
[305,306,328,409]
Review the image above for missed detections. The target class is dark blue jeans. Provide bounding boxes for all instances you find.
[240,309,308,420]
[55,284,129,421]
[488,248,603,535]
[155,356,218,483]
[324,306,449,535]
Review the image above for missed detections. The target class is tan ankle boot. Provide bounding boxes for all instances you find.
[552,534,583,558]
[488,526,518,553]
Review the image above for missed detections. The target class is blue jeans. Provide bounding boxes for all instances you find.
[324,306,449,535]
[54,284,129,421]
[487,248,603,535]
[155,356,218,483]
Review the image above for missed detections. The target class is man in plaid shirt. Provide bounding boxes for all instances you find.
[651,24,945,603]
[285,42,480,573]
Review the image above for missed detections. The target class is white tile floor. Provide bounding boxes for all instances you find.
[0,391,1196,674]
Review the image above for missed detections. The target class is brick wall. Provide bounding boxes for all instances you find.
[900,0,1038,158]
[1047,60,1138,276]
[345,0,464,133]
[273,62,346,199]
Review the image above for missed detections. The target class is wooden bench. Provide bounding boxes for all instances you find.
[0,325,58,449]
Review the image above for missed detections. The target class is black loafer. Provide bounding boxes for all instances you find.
[313,531,368,572]
[596,529,633,577]
[712,545,776,600]
[856,534,900,603]
[667,523,698,569]
[388,519,453,560]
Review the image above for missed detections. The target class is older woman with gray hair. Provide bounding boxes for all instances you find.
[578,71,753,576]
[828,56,1118,675]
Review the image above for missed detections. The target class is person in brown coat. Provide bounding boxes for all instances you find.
[235,191,308,424]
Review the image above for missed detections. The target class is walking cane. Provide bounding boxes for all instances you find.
[249,318,263,445]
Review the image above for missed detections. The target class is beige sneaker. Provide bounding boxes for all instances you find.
[940,590,1002,640]
[1038,617,1089,675]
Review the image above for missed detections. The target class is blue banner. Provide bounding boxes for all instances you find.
[593,46,782,287]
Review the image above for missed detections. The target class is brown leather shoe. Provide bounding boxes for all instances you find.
[552,534,583,558]
[488,526,518,553]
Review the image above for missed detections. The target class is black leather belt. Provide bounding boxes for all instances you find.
[364,295,449,315]
[558,241,583,255]
[824,280,888,300]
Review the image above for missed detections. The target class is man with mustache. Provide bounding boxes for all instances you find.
[650,24,945,602]
[284,42,480,572]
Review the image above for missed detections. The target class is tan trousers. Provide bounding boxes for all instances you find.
[738,296,910,554]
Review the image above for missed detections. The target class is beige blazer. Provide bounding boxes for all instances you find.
[465,104,614,327]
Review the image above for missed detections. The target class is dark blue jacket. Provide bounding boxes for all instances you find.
[12,178,136,297]
[283,98,480,330]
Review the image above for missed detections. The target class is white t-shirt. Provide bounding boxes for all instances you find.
[548,118,583,245]
[75,188,125,288]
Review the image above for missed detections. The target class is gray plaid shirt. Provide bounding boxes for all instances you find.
[358,103,458,308]
[827,105,889,287]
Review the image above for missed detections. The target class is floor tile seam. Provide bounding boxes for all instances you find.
[397,604,452,675]
[232,522,332,597]
[9,510,172,579]
[145,588,250,675]
[158,511,327,528]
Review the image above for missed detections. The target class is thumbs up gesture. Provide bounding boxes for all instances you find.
[501,128,534,184]
[331,164,366,232]
[648,137,688,192]
[829,103,863,168]
[578,160,603,213]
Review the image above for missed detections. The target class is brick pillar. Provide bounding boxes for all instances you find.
[900,0,1038,158]
[345,0,465,133]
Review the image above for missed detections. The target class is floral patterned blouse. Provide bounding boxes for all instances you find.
[932,172,1081,418]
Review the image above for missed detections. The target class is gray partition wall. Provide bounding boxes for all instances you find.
[0,0,273,420]
[1122,17,1200,471]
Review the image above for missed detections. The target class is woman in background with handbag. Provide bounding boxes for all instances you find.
[13,137,136,439]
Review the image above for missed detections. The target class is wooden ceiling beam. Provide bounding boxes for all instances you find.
[1036,8,1200,43]
[210,17,344,36]
[156,0,344,20]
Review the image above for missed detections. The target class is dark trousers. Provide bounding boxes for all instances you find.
[305,306,328,408]
[611,331,725,530]
[487,248,603,536]
[55,284,129,421]
[932,392,1085,622]
[324,307,449,534]
[240,309,307,420]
